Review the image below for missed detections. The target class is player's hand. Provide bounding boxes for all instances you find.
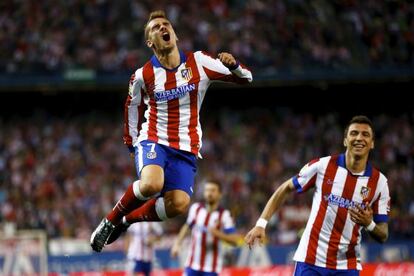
[170,242,180,258]
[244,226,266,250]
[349,204,373,227]
[208,227,220,237]
[218,52,237,69]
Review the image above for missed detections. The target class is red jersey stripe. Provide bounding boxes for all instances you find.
[325,174,358,269]
[165,71,180,148]
[346,168,380,269]
[305,155,339,264]
[123,95,133,146]
[142,62,157,142]
[185,52,201,154]
[137,88,146,133]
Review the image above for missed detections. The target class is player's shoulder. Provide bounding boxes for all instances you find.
[194,50,215,59]
[318,154,341,166]
[302,156,327,168]
[128,67,144,85]
[190,202,203,211]
[222,208,232,217]
[376,169,389,186]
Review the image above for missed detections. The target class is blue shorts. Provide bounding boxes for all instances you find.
[294,262,359,276]
[184,267,218,276]
[129,260,151,276]
[135,140,197,196]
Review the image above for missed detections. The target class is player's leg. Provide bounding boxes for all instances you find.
[105,189,190,245]
[106,148,196,244]
[125,259,136,276]
[121,147,196,223]
[123,189,190,223]
[106,164,164,225]
[91,141,166,252]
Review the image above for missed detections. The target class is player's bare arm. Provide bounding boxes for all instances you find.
[218,52,237,68]
[244,179,295,249]
[208,227,241,246]
[349,205,388,243]
[170,223,189,258]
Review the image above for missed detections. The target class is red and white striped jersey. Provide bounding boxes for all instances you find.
[185,202,236,273]
[292,153,391,270]
[126,222,163,262]
[123,51,252,156]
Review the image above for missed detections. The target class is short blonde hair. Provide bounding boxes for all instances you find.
[144,10,168,40]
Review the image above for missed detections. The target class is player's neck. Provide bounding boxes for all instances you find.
[154,47,181,69]
[206,202,219,212]
[345,151,368,174]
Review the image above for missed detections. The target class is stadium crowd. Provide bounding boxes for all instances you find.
[0,110,413,244]
[1,0,413,76]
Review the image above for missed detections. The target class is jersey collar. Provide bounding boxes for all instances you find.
[150,50,187,71]
[337,153,372,177]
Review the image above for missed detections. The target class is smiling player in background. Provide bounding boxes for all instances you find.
[245,115,390,276]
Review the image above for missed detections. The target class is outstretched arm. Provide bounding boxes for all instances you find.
[170,224,189,258]
[199,51,252,84]
[244,179,295,248]
[208,228,241,246]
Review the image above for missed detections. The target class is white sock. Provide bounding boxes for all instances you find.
[155,197,169,221]
[132,180,151,201]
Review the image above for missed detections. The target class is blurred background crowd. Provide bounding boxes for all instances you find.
[1,109,413,245]
[1,0,413,76]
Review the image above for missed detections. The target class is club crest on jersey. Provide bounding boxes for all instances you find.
[146,151,157,159]
[360,186,371,200]
[181,68,193,81]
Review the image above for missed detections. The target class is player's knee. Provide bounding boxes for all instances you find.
[140,179,163,196]
[166,196,190,217]
[140,166,164,196]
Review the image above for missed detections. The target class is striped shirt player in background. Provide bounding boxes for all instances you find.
[245,115,390,276]
[170,181,241,276]
[90,10,252,252]
[125,222,163,276]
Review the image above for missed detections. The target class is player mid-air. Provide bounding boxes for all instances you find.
[91,10,252,252]
[245,116,390,276]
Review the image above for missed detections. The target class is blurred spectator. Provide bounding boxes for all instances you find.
[0,109,413,244]
[0,0,413,76]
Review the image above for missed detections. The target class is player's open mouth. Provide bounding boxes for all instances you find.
[162,33,170,42]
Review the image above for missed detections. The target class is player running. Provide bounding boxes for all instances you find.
[91,10,252,252]
[125,222,163,276]
[245,115,390,275]
[171,180,241,276]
